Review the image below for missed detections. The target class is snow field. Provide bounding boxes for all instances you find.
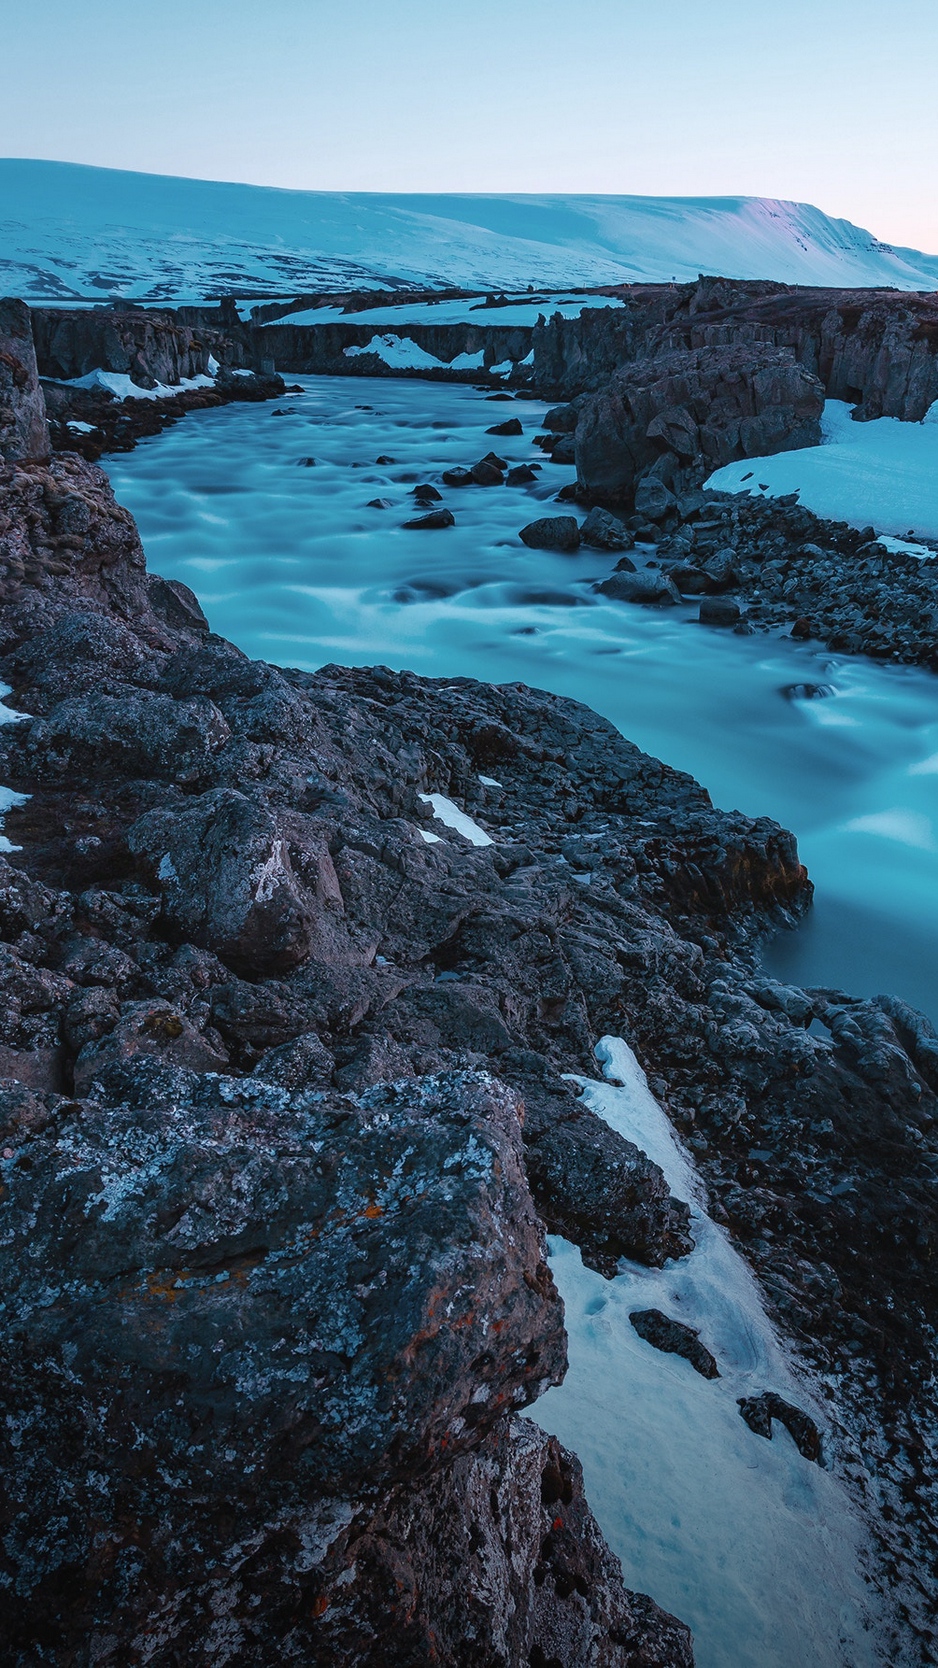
[534,1038,881,1668]
[707,399,938,541]
[4,160,938,303]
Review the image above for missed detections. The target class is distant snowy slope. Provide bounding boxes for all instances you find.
[2,159,938,303]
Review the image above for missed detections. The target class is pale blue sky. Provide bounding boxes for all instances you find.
[3,0,937,250]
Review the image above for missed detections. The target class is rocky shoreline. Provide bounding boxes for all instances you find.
[1,299,937,1662]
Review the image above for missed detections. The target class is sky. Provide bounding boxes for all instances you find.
[2,0,937,253]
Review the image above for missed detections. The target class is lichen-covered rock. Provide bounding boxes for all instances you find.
[0,1064,571,1654]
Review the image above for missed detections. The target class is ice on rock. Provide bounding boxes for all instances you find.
[534,1036,881,1668]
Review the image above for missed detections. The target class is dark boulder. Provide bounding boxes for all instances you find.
[519,516,581,552]
[579,506,634,551]
[670,564,714,595]
[127,788,320,976]
[507,463,538,485]
[411,482,442,501]
[629,1309,719,1378]
[403,508,455,530]
[471,460,504,485]
[699,595,743,626]
[442,465,474,486]
[486,416,523,435]
[598,570,681,604]
[634,476,678,522]
[550,433,577,464]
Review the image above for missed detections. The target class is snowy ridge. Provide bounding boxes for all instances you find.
[2,159,938,303]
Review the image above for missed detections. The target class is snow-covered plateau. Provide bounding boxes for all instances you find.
[3,157,938,303]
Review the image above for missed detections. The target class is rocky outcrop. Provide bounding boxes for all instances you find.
[0,452,700,1662]
[533,276,938,422]
[0,298,50,462]
[591,481,938,670]
[573,344,824,505]
[40,365,286,460]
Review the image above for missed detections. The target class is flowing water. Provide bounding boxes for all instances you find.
[101,374,938,1664]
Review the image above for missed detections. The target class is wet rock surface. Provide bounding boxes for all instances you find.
[0,446,937,1656]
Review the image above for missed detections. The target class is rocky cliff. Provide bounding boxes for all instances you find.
[532,276,938,420]
[0,298,50,463]
[31,305,240,388]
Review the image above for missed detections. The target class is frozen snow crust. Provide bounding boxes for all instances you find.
[3,158,938,303]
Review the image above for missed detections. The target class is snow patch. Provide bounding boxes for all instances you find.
[61,368,217,402]
[534,1036,880,1668]
[418,793,493,846]
[707,398,938,540]
[344,335,446,371]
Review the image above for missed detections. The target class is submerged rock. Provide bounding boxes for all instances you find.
[402,507,455,529]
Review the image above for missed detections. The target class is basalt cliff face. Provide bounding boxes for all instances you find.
[532,277,938,420]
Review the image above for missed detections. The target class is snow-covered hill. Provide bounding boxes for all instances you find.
[2,158,938,304]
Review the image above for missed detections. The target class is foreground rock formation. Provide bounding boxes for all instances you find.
[0,414,702,1655]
